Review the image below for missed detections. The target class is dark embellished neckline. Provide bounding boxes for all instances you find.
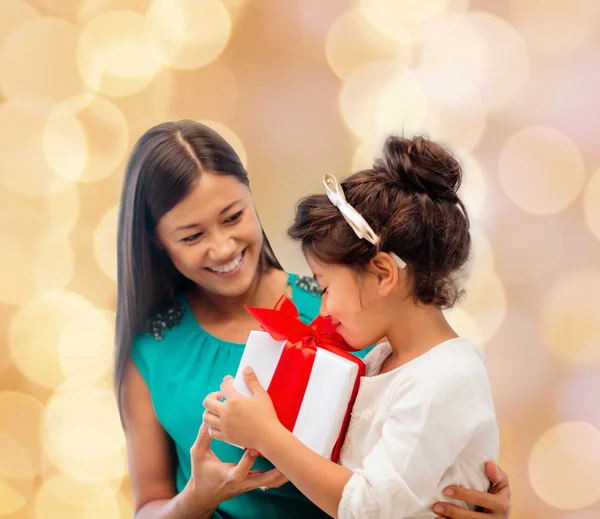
[146,273,322,340]
[294,274,322,296]
[146,300,185,340]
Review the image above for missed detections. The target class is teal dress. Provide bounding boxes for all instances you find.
[131,273,373,519]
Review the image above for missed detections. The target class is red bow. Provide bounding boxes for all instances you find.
[246,295,365,462]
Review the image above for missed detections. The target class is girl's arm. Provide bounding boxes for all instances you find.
[205,363,498,519]
[204,368,350,517]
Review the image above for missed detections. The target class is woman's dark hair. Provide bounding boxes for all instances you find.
[288,135,470,308]
[115,120,282,412]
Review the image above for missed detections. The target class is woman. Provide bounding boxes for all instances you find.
[115,119,512,519]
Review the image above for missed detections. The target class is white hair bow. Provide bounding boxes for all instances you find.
[323,174,407,269]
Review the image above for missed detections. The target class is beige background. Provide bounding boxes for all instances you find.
[1,0,600,517]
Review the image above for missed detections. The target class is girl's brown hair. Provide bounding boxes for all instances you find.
[288,135,471,308]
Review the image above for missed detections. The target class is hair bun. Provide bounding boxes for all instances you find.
[374,135,462,202]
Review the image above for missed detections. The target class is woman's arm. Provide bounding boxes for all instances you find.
[123,360,287,519]
[123,359,214,518]
[433,462,511,519]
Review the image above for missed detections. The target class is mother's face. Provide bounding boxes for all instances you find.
[155,172,264,298]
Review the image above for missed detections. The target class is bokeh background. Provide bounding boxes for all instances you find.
[1,0,599,517]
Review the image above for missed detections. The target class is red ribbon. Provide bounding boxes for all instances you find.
[246,295,366,462]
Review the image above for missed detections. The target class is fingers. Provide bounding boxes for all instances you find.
[190,422,212,458]
[487,462,510,494]
[230,448,259,480]
[220,376,237,399]
[433,502,480,519]
[485,461,500,485]
[241,367,265,395]
[203,391,225,414]
[245,468,288,491]
[439,486,498,511]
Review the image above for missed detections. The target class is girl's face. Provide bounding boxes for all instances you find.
[155,172,264,298]
[305,254,389,350]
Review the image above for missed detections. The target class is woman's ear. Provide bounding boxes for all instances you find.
[369,252,399,297]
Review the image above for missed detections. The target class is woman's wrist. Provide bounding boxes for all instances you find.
[175,482,217,519]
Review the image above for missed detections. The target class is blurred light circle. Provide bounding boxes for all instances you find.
[59,310,115,384]
[485,311,552,418]
[0,17,87,102]
[583,168,600,242]
[0,433,34,514]
[454,151,487,221]
[393,0,471,45]
[361,0,450,35]
[325,7,412,80]
[202,120,248,168]
[529,421,600,509]
[465,226,495,284]
[562,511,600,519]
[425,102,486,152]
[352,138,383,172]
[77,10,162,97]
[41,472,120,509]
[459,256,506,344]
[0,392,46,476]
[0,236,74,309]
[145,0,232,70]
[340,60,402,138]
[443,307,484,347]
[540,270,600,366]
[376,71,428,136]
[162,62,240,124]
[27,0,85,21]
[557,368,600,431]
[0,98,73,197]
[492,210,563,283]
[0,182,79,244]
[77,0,152,24]
[43,383,125,470]
[94,205,118,282]
[34,480,121,519]
[43,94,129,183]
[499,126,585,215]
[419,13,529,113]
[508,0,600,56]
[0,0,40,47]
[9,291,95,388]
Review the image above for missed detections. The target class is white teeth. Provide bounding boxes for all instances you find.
[207,254,242,274]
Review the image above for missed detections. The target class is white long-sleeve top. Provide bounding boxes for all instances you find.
[338,338,499,519]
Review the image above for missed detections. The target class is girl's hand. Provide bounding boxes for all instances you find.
[185,421,288,509]
[433,462,511,519]
[202,367,282,451]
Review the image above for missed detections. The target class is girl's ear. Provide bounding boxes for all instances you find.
[369,252,400,297]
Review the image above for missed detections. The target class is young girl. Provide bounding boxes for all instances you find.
[202,134,500,518]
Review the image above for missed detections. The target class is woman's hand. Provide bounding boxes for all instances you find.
[203,367,281,451]
[433,462,511,519]
[184,419,288,510]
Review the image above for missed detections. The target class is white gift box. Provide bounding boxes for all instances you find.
[233,330,361,460]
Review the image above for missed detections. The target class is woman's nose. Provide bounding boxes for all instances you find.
[207,233,236,261]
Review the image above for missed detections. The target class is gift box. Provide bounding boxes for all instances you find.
[232,295,365,462]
